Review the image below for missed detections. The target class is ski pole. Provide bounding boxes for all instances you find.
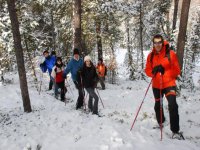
[159,73,163,141]
[130,76,154,131]
[96,88,105,108]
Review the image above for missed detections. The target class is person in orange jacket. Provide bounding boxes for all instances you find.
[96,58,107,90]
[145,34,183,139]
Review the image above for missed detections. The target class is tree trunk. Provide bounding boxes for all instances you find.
[126,19,132,67]
[96,16,103,60]
[176,0,191,73]
[51,10,56,51]
[172,0,179,31]
[7,0,32,112]
[139,4,144,70]
[73,0,82,55]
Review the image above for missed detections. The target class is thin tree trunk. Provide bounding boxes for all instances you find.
[51,10,56,51]
[96,16,103,60]
[172,0,179,31]
[126,19,132,67]
[176,0,191,73]
[73,0,82,55]
[7,0,32,112]
[24,34,38,90]
[139,4,144,70]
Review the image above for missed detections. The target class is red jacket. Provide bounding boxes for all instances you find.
[145,41,180,89]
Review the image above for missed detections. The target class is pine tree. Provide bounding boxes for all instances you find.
[7,0,32,112]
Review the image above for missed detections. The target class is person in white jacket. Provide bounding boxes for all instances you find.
[51,57,66,101]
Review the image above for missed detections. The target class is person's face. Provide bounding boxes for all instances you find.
[153,38,163,52]
[43,52,49,58]
[85,60,91,67]
[57,60,61,64]
[98,60,102,64]
[74,54,79,59]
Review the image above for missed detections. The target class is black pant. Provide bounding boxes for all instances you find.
[153,86,180,133]
[49,79,54,90]
[99,77,105,90]
[55,81,66,101]
[85,88,99,114]
[74,81,84,109]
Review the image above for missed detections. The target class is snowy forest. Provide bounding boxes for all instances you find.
[0,0,200,150]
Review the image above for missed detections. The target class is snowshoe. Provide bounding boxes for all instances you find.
[172,132,185,140]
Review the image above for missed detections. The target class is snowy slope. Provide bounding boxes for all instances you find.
[0,53,200,150]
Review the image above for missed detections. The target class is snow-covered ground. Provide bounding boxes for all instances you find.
[0,51,200,150]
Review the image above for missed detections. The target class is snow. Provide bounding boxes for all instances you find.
[0,51,200,150]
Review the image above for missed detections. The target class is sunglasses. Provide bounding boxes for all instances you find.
[153,41,163,45]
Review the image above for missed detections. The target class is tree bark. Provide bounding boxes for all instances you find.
[176,0,191,73]
[7,0,32,112]
[96,16,103,60]
[172,0,179,31]
[139,4,144,70]
[73,0,82,55]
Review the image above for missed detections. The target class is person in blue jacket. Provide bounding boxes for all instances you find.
[40,50,56,90]
[63,48,84,109]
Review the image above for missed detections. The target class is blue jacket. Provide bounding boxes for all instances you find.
[40,56,56,75]
[64,57,83,81]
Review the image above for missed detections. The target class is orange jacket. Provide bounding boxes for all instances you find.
[145,41,180,89]
[96,63,106,77]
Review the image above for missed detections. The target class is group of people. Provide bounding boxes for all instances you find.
[40,34,183,139]
[40,48,107,115]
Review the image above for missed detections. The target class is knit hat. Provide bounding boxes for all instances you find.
[98,58,103,62]
[73,48,79,55]
[84,55,91,62]
[56,57,62,62]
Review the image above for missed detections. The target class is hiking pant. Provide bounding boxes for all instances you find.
[49,79,54,90]
[74,81,84,109]
[85,88,99,114]
[55,81,66,101]
[153,86,180,133]
[99,76,105,90]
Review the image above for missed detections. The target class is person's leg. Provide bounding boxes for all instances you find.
[153,88,165,124]
[54,83,59,99]
[99,77,105,90]
[86,88,93,112]
[49,79,54,90]
[74,81,84,109]
[86,88,99,114]
[165,87,180,133]
[60,81,65,102]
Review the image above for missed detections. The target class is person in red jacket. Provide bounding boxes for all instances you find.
[51,57,66,102]
[145,34,183,139]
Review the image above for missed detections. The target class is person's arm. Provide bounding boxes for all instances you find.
[63,60,72,78]
[40,61,47,73]
[51,66,56,79]
[145,52,154,77]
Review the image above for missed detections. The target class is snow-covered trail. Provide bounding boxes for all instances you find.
[0,72,200,150]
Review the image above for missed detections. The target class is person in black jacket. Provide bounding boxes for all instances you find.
[80,55,99,115]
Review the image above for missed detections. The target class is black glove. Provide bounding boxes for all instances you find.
[152,65,165,75]
[40,62,46,67]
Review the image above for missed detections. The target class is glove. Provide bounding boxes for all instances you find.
[62,73,66,79]
[40,62,46,67]
[152,65,165,75]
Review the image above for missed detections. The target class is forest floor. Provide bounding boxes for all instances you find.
[0,50,200,150]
